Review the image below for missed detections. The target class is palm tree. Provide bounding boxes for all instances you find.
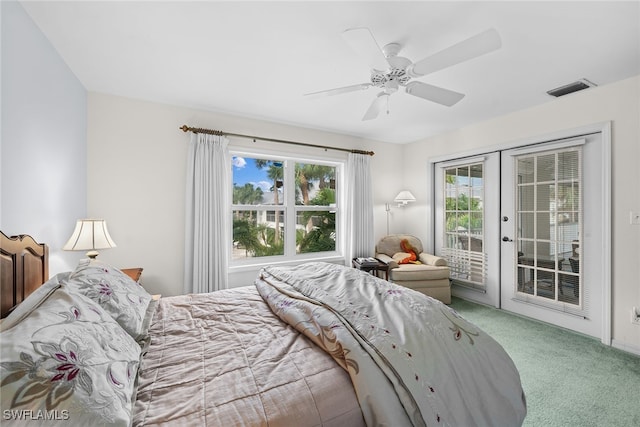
[255,159,283,244]
[233,183,263,221]
[298,188,336,253]
[233,218,260,257]
[295,164,335,233]
[295,164,335,206]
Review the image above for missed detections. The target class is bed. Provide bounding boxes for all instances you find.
[0,232,527,426]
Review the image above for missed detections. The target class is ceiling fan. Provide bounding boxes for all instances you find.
[305,27,502,121]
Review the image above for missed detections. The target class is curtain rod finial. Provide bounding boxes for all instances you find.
[180,125,190,133]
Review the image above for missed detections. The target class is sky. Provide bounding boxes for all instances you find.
[232,156,276,192]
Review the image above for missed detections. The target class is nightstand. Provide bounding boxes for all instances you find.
[352,258,389,280]
[121,268,143,282]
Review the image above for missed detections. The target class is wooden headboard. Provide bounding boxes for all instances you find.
[0,231,49,318]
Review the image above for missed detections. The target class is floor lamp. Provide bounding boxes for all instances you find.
[386,191,416,235]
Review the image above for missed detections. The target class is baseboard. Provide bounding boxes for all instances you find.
[611,339,640,356]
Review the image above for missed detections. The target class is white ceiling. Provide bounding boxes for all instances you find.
[20,1,640,144]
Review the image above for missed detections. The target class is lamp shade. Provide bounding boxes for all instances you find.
[63,219,116,258]
[394,190,416,205]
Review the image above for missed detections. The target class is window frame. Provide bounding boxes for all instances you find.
[230,148,345,269]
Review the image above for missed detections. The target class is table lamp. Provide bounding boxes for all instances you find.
[63,219,116,259]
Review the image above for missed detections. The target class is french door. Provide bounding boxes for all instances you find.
[501,134,605,338]
[434,153,500,307]
[434,128,608,340]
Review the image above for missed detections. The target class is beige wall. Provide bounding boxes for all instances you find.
[87,93,403,296]
[400,75,640,352]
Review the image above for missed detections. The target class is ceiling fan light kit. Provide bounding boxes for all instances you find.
[305,27,502,121]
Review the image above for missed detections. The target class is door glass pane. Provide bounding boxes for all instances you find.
[470,212,483,250]
[442,162,486,287]
[520,186,535,211]
[518,266,534,294]
[536,183,554,211]
[445,212,457,232]
[519,240,535,259]
[537,154,555,182]
[517,157,535,184]
[519,213,535,239]
[558,151,579,181]
[515,148,582,305]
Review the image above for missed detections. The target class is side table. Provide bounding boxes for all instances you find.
[352,258,389,280]
[121,267,143,282]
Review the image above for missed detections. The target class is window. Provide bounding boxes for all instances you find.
[231,154,340,263]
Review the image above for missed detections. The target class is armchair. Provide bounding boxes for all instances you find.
[375,234,451,304]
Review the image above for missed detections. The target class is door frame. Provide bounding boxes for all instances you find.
[426,122,611,345]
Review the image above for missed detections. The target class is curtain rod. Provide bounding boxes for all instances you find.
[179,125,374,156]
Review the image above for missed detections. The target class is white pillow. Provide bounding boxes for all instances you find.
[0,285,141,425]
[65,259,154,342]
[0,272,69,332]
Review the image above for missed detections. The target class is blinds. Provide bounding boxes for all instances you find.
[512,145,586,317]
[442,247,487,291]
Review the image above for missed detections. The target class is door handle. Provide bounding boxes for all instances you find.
[502,236,513,242]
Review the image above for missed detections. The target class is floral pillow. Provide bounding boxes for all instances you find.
[65,259,155,342]
[0,285,141,426]
[0,272,68,332]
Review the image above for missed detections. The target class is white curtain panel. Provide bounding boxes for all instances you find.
[184,133,231,293]
[346,153,374,260]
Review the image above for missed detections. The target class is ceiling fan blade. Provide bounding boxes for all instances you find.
[408,28,502,77]
[304,83,372,98]
[362,93,388,121]
[342,27,389,71]
[405,81,465,106]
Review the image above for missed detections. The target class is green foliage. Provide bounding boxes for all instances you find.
[233,218,260,257]
[297,211,335,253]
[297,188,336,253]
[295,163,335,205]
[233,160,337,258]
[252,225,284,256]
[233,183,263,204]
[447,213,483,232]
[233,218,284,257]
[446,193,483,233]
[446,193,481,211]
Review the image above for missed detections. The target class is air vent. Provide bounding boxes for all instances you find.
[547,79,597,97]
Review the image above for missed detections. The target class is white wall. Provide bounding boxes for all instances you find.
[0,1,87,275]
[86,93,403,297]
[400,75,640,352]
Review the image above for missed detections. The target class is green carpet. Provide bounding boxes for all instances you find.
[449,297,640,427]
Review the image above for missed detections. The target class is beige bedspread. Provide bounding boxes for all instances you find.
[132,286,365,426]
[256,262,527,427]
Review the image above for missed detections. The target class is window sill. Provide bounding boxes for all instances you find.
[229,254,346,274]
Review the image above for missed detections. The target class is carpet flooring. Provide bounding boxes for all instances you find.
[449,297,640,427]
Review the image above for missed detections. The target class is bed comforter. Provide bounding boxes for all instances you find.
[255,262,527,427]
[132,285,365,426]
